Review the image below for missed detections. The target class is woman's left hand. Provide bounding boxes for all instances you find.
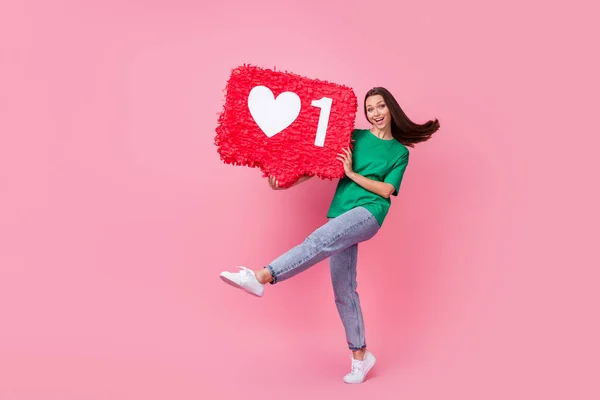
[336,147,354,177]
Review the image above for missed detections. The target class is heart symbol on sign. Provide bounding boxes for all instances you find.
[247,86,301,138]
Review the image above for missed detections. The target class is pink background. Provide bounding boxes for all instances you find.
[1,1,598,399]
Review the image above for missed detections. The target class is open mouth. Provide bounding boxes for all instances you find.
[374,117,384,124]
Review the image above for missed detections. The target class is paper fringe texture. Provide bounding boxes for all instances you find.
[214,65,357,188]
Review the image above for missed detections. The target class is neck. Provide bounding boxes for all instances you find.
[370,126,393,140]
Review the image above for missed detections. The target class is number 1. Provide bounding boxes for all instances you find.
[311,97,333,147]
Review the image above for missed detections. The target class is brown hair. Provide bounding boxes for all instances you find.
[364,87,440,147]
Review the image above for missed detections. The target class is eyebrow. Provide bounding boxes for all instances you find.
[367,101,385,107]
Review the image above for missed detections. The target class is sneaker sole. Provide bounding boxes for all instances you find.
[219,274,263,297]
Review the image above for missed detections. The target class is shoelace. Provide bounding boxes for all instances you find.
[239,267,255,283]
[351,359,363,374]
[238,268,249,280]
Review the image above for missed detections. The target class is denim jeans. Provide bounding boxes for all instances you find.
[265,207,380,350]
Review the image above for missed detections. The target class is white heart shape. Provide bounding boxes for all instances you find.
[247,86,301,138]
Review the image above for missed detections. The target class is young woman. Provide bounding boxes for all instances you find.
[220,87,440,383]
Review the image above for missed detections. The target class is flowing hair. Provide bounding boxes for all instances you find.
[364,87,440,147]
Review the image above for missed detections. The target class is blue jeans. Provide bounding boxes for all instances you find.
[266,207,380,350]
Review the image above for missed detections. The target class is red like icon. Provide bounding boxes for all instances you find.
[215,65,357,188]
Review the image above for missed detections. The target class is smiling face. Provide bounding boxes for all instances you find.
[365,95,391,131]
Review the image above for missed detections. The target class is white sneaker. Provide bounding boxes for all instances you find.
[219,267,265,297]
[343,351,376,384]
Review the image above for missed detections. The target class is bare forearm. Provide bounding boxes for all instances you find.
[291,175,314,187]
[347,172,394,198]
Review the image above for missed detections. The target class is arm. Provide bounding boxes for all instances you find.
[346,172,395,199]
[337,147,401,199]
[268,175,313,190]
[291,175,313,187]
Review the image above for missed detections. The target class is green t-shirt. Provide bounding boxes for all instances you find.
[327,129,410,226]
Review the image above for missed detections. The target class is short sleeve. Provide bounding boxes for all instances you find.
[384,150,409,196]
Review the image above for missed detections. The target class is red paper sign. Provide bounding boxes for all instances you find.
[215,65,357,188]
